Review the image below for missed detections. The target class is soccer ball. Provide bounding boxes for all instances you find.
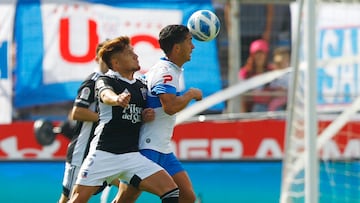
[187,10,220,42]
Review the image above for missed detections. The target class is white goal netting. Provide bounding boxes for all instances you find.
[280,0,360,202]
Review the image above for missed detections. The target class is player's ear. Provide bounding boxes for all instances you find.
[110,56,119,68]
[173,43,181,52]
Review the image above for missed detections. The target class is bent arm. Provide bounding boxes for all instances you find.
[68,106,98,122]
[159,88,202,115]
[100,89,131,108]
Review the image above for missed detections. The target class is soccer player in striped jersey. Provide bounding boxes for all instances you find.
[69,36,179,203]
[58,40,120,203]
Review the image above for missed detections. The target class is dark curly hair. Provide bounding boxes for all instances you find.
[158,24,189,55]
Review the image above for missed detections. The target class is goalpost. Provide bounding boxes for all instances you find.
[280,0,360,202]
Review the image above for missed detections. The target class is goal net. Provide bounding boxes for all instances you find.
[280,0,360,203]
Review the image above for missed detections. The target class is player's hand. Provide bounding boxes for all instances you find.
[142,108,155,122]
[189,88,203,101]
[116,92,131,108]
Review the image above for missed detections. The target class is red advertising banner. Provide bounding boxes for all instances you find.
[1,119,359,160]
[172,119,285,160]
[0,121,69,160]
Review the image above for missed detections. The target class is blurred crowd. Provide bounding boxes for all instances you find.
[215,1,292,113]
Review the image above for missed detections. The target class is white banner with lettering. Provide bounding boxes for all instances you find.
[291,3,360,109]
[41,3,182,84]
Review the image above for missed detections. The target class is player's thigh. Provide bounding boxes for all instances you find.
[70,185,100,202]
[139,170,178,196]
[114,182,141,203]
[172,171,195,195]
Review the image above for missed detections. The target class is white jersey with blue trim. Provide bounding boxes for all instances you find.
[139,58,184,153]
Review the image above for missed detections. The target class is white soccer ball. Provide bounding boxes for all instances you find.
[187,10,220,42]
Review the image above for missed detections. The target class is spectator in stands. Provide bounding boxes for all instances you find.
[224,3,274,67]
[267,46,291,111]
[239,39,272,112]
[224,2,292,67]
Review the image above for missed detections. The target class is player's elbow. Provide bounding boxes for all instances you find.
[68,108,77,120]
[163,106,177,115]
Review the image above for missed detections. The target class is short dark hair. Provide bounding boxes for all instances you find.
[158,24,190,55]
[98,36,130,69]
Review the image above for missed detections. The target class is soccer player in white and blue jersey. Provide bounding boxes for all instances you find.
[115,25,202,203]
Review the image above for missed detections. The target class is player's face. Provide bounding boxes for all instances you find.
[113,45,140,73]
[179,33,195,62]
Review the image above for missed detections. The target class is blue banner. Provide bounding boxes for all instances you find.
[14,0,224,111]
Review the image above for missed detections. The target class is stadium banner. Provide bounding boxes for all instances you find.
[1,119,359,160]
[14,0,223,111]
[291,3,360,109]
[0,4,14,124]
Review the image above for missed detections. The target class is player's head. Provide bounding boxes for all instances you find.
[159,24,191,55]
[96,39,110,73]
[96,39,109,60]
[98,36,139,72]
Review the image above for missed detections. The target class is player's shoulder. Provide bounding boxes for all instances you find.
[148,63,176,79]
[78,73,97,90]
[134,72,147,85]
[152,59,172,70]
[91,71,104,81]
[98,71,115,81]
[81,72,103,87]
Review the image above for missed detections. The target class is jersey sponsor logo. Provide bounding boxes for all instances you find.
[80,87,91,100]
[163,74,173,83]
[81,170,88,178]
[122,104,142,123]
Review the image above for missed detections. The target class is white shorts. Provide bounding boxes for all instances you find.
[62,162,80,196]
[76,150,163,187]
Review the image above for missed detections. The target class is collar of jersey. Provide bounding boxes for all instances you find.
[160,57,183,72]
[106,69,137,84]
[94,69,104,75]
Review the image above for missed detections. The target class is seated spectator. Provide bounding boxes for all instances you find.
[267,46,291,111]
[239,39,273,112]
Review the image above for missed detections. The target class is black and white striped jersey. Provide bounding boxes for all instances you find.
[66,71,102,166]
[94,71,147,154]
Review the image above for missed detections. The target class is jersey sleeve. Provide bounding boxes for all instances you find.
[95,76,115,101]
[149,69,177,96]
[74,79,96,109]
